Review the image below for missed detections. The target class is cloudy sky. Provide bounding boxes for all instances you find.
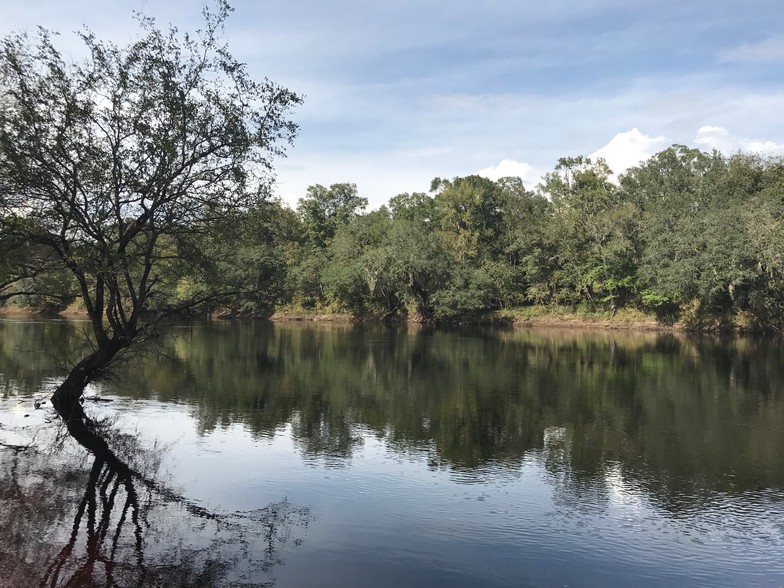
[2,0,783,207]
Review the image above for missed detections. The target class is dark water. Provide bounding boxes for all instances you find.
[2,319,784,587]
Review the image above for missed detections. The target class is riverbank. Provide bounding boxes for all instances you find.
[268,306,773,334]
[269,310,355,323]
[493,308,668,331]
[267,307,684,332]
[1,303,771,334]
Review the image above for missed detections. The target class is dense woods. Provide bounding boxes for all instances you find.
[3,146,784,332]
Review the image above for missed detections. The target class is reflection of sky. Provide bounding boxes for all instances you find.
[3,328,784,588]
[0,396,52,447]
[52,396,782,588]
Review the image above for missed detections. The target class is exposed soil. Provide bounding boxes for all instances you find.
[269,311,356,323]
[508,315,669,331]
[1,306,768,334]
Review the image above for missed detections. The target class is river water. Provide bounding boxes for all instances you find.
[1,319,783,587]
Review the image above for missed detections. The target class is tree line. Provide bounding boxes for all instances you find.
[3,146,784,332]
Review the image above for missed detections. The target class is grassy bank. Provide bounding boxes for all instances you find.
[269,305,774,334]
[488,307,665,330]
[267,306,667,330]
[2,301,775,335]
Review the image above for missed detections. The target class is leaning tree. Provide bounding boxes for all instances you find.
[0,1,302,420]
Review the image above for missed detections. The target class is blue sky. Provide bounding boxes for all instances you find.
[3,0,784,207]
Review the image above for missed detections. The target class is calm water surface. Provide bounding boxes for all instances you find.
[1,319,784,586]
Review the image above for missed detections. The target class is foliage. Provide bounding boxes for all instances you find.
[622,147,758,316]
[197,201,296,317]
[0,1,301,409]
[297,148,784,330]
[297,182,368,248]
[322,208,398,315]
[431,174,504,261]
[3,34,784,336]
[540,156,639,309]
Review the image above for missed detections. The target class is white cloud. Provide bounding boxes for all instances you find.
[695,126,784,155]
[746,140,784,153]
[589,128,667,175]
[477,159,539,185]
[719,36,784,64]
[694,125,732,151]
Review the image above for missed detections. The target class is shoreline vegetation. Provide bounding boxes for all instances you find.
[4,147,784,338]
[0,303,769,334]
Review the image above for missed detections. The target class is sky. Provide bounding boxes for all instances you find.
[2,0,784,208]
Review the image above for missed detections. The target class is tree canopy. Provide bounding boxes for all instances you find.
[274,149,784,332]
[0,1,301,414]
[2,6,784,338]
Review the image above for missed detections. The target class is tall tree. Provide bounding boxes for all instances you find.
[297,182,368,248]
[431,175,503,262]
[388,191,436,225]
[322,208,401,316]
[541,156,638,308]
[493,176,551,307]
[0,2,301,418]
[745,157,784,330]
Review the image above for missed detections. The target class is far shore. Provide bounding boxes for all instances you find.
[268,312,673,331]
[3,305,771,334]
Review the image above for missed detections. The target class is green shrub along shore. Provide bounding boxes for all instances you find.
[0,298,774,336]
[3,146,784,335]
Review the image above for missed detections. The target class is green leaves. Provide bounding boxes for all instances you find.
[297,183,368,248]
[0,1,301,345]
[538,156,639,308]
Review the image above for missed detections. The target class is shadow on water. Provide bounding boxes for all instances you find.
[135,322,784,497]
[0,408,310,588]
[4,319,784,501]
[3,319,784,586]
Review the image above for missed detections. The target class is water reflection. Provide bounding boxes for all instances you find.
[2,319,784,585]
[139,323,784,496]
[3,319,784,499]
[0,409,310,587]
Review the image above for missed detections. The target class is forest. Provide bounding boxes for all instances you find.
[3,145,784,332]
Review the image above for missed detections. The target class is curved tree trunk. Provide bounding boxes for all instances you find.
[51,380,88,423]
[51,340,128,422]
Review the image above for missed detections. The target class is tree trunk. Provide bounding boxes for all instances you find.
[51,340,127,422]
[51,379,88,423]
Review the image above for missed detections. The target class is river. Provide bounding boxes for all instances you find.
[1,319,783,586]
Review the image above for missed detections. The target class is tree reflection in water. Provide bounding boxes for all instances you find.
[0,409,310,588]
